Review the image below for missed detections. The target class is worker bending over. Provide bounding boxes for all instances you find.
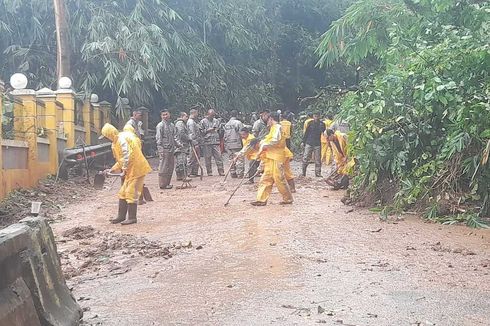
[101,123,152,225]
[325,129,355,189]
[320,114,337,165]
[237,127,259,183]
[252,112,293,206]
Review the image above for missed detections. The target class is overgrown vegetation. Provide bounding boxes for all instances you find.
[316,0,490,225]
[0,0,352,114]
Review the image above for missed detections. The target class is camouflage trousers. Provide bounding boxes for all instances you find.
[175,151,189,176]
[227,148,245,177]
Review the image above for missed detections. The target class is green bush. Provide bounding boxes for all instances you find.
[317,0,490,223]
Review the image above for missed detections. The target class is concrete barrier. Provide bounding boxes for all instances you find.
[0,217,82,326]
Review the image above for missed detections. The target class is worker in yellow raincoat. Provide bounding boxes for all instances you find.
[284,146,296,193]
[236,127,260,183]
[123,124,147,205]
[325,129,355,189]
[320,114,336,165]
[280,112,293,150]
[100,123,152,225]
[252,112,293,206]
[280,114,296,193]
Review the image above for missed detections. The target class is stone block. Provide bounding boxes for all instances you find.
[0,217,82,326]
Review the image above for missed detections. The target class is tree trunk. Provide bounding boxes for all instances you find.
[53,0,71,83]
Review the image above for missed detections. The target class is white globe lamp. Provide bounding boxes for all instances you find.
[10,73,28,90]
[58,76,73,89]
[90,94,99,103]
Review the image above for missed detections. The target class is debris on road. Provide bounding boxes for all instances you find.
[58,225,193,282]
[0,176,92,228]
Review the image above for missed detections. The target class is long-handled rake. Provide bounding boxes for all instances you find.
[224,160,260,207]
[191,145,204,181]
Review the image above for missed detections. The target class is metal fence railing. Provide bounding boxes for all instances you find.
[1,94,15,140]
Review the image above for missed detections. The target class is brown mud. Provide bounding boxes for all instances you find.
[0,176,93,228]
[48,162,489,326]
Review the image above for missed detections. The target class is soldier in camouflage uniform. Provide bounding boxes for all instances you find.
[200,109,224,176]
[174,112,191,181]
[224,110,245,178]
[187,108,202,177]
[156,110,182,189]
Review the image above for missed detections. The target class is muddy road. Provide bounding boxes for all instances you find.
[51,162,490,326]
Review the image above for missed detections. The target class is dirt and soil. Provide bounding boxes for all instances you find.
[10,161,490,325]
[0,176,92,228]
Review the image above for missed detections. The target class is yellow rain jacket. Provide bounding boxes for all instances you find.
[260,123,286,162]
[123,125,142,149]
[280,119,292,140]
[303,118,313,134]
[102,123,152,181]
[329,131,355,175]
[241,133,258,160]
[321,119,334,164]
[284,146,294,181]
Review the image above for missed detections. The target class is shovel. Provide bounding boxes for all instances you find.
[191,145,204,180]
[142,186,153,201]
[93,172,124,189]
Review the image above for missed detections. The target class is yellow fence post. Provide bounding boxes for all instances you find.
[99,101,112,126]
[0,80,4,198]
[36,88,59,175]
[11,88,38,186]
[92,102,101,134]
[82,99,92,145]
[56,87,76,148]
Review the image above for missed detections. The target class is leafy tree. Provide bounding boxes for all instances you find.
[317,0,490,225]
[0,0,351,116]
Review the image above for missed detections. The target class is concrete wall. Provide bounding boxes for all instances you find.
[38,141,50,163]
[1,140,28,169]
[0,217,82,326]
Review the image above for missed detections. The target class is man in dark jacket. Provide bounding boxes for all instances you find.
[302,112,325,177]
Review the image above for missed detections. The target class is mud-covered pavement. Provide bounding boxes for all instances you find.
[51,162,490,326]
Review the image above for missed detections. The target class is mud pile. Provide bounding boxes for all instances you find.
[58,226,193,282]
[0,177,93,228]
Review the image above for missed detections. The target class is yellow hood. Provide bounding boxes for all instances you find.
[123,125,136,133]
[101,123,119,142]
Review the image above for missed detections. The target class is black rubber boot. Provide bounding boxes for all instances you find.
[176,171,183,181]
[302,164,308,177]
[110,199,127,224]
[121,203,137,225]
[159,176,173,189]
[288,179,296,193]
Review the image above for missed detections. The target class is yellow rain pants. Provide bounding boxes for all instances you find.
[118,176,145,204]
[256,158,293,203]
[284,147,294,181]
